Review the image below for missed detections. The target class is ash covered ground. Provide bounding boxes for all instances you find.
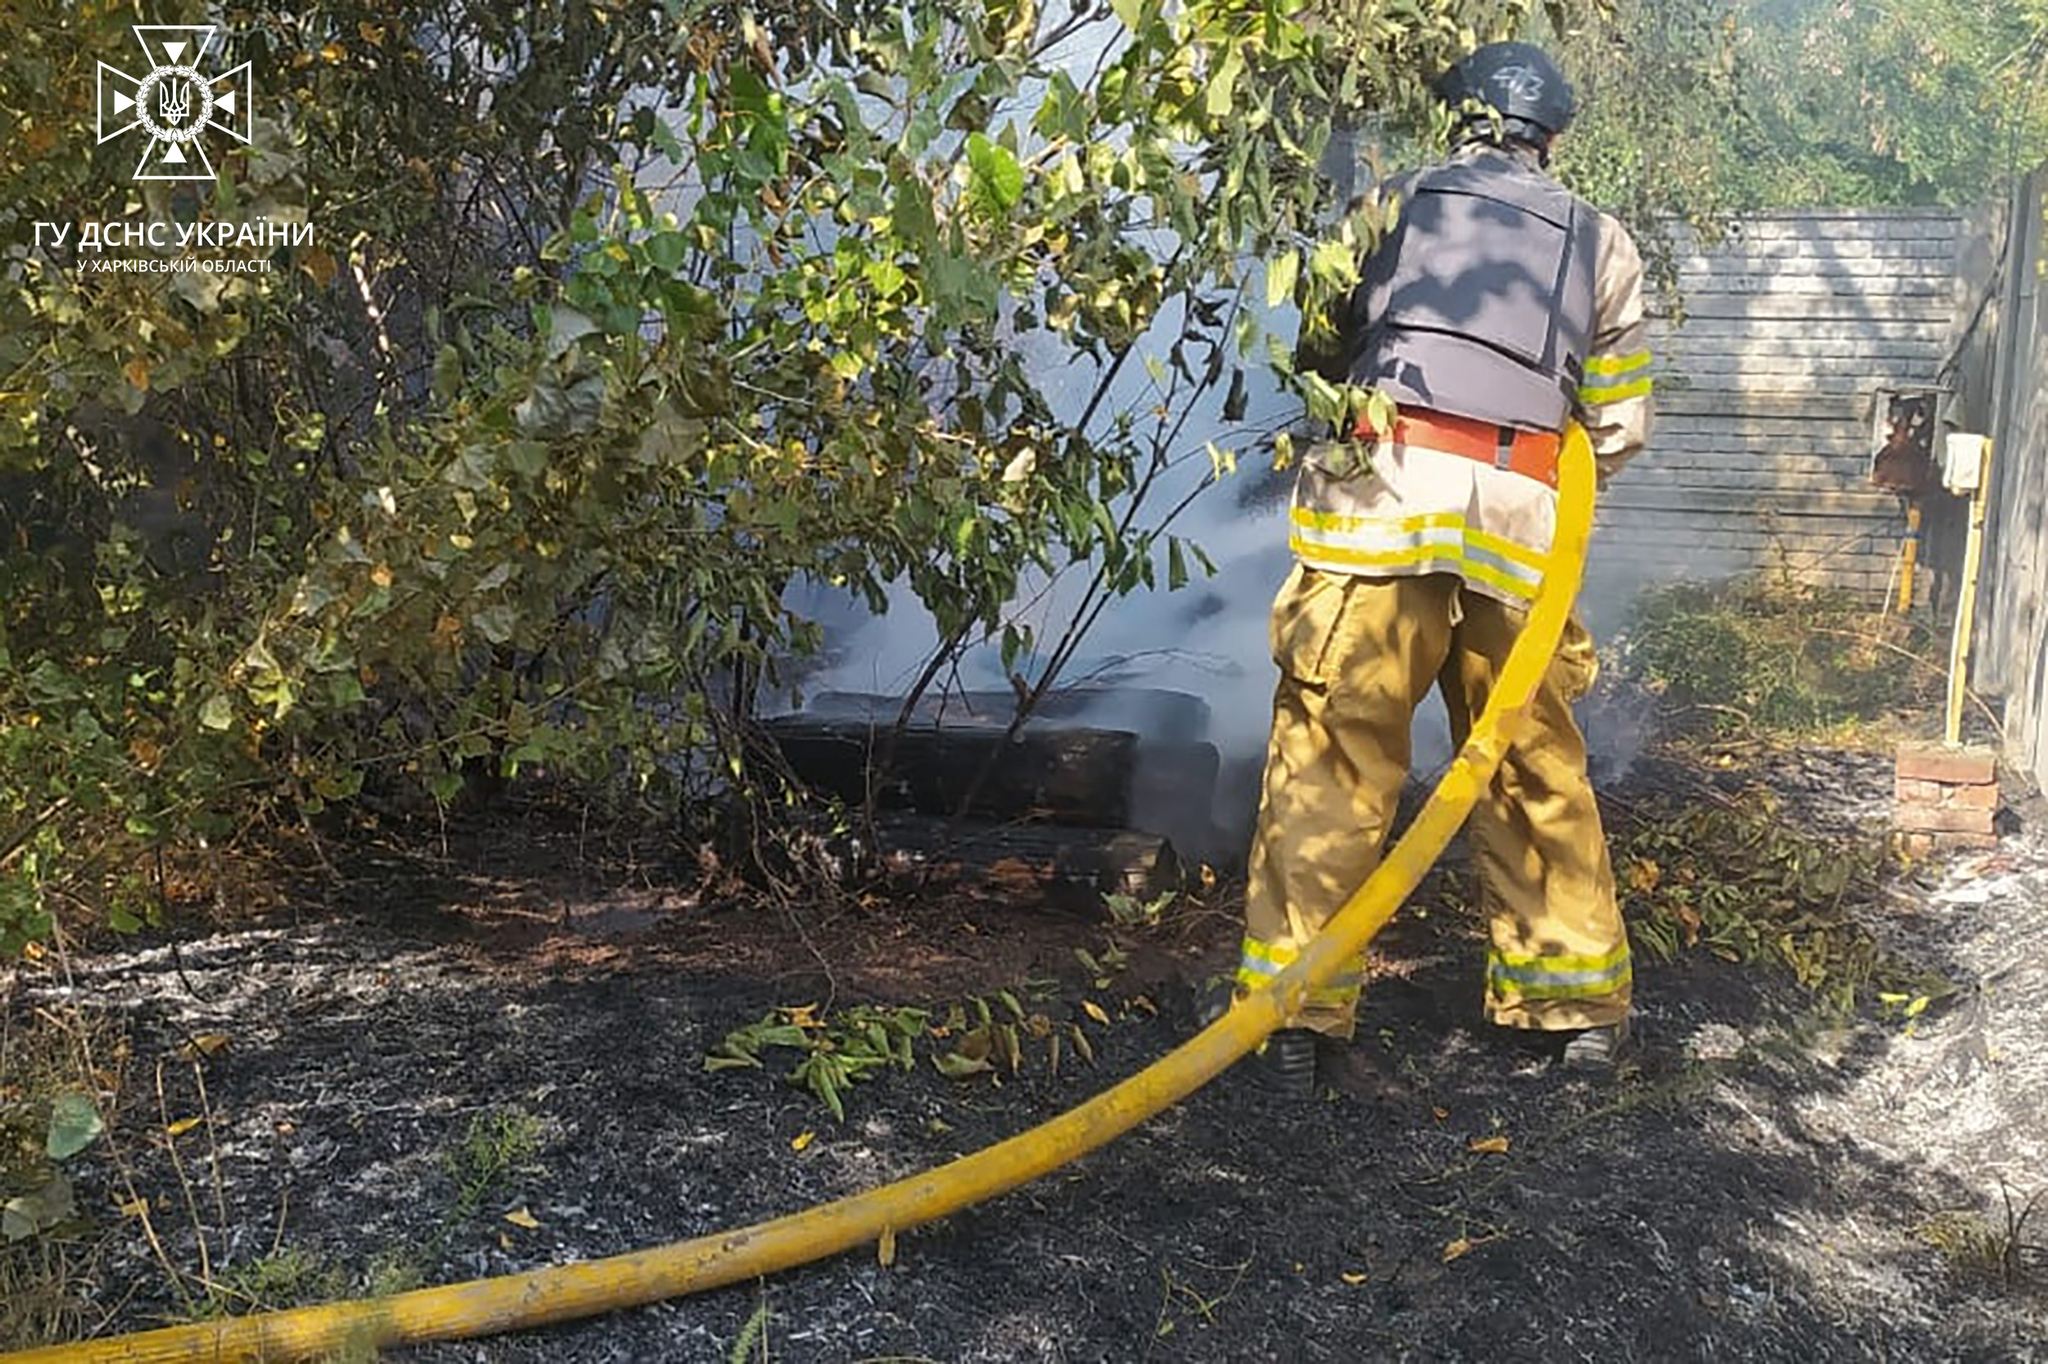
[7,736,2047,1363]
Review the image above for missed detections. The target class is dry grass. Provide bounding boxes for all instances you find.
[1615,579,1945,747]
[1917,1183,2048,1288]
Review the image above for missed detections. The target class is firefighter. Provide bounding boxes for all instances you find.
[1239,41,1654,1095]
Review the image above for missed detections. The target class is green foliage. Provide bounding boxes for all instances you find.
[202,1247,350,1317]
[1917,1186,2046,1287]
[704,976,1136,1116]
[39,1094,101,1163]
[444,1107,544,1222]
[0,1016,102,1351]
[1555,0,2048,225]
[1548,0,1748,291]
[930,990,1034,1083]
[361,1247,426,1298]
[729,1297,773,1364]
[2,0,2038,962]
[1617,580,1935,741]
[1724,0,2048,208]
[1102,887,1178,927]
[1,0,1601,953]
[708,1004,927,1121]
[1619,790,1924,1011]
[2,1091,101,1246]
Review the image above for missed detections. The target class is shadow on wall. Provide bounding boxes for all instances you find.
[784,462,1720,863]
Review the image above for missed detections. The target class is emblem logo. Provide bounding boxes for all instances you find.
[1489,64,1546,107]
[96,25,252,182]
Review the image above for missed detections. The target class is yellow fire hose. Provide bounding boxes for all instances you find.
[6,428,1597,1364]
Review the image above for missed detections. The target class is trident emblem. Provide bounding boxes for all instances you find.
[158,79,193,127]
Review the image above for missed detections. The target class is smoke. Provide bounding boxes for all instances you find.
[782,406,1747,855]
[781,373,1457,859]
[777,324,1308,852]
[771,105,1707,854]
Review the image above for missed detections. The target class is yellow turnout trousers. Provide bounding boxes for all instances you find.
[1240,567,1629,1038]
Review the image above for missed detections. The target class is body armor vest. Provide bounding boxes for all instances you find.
[1350,150,1598,433]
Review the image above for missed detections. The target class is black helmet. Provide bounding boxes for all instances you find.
[1433,41,1576,142]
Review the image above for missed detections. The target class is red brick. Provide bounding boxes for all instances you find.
[1894,803,1996,834]
[1895,833,1935,858]
[1949,782,2002,810]
[1895,829,2001,857]
[1895,744,1998,785]
[1894,777,1946,805]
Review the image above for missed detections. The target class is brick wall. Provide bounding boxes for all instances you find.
[1588,210,1966,613]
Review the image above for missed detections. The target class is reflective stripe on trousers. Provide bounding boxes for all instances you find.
[1485,942,1633,1002]
[1235,935,1365,1011]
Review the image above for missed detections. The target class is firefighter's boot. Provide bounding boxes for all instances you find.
[1560,1015,1631,1072]
[1260,1028,1321,1100]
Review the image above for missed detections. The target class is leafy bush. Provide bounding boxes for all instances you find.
[6,0,1575,951]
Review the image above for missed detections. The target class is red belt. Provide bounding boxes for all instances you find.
[1353,408,1561,490]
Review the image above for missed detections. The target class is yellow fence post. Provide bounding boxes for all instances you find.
[1945,441,1993,746]
[1896,502,1921,614]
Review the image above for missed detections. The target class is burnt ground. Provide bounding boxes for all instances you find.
[6,739,2048,1363]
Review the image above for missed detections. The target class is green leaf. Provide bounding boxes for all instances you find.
[645,230,687,273]
[546,306,599,357]
[470,604,518,645]
[891,178,938,246]
[46,1093,103,1161]
[198,694,233,732]
[933,1050,994,1079]
[1206,48,1244,119]
[514,373,604,438]
[866,258,908,298]
[1366,389,1397,436]
[1265,249,1299,310]
[432,344,463,401]
[816,1077,845,1123]
[442,445,499,491]
[966,133,1025,216]
[2,1174,75,1242]
[504,440,548,478]
[1310,239,1359,290]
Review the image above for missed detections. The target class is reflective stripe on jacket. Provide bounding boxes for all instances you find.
[1289,442,1555,604]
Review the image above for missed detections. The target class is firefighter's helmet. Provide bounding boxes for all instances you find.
[1433,42,1576,143]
